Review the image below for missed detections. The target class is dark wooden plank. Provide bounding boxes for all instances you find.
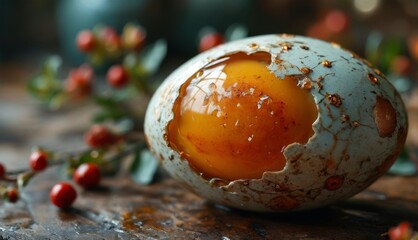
[1,62,418,240]
[1,169,417,240]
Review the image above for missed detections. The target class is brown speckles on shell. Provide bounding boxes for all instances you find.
[300,67,312,74]
[326,93,342,107]
[352,121,360,128]
[282,45,291,51]
[373,96,397,137]
[145,35,408,212]
[325,175,344,191]
[315,82,323,91]
[274,58,282,65]
[196,70,204,78]
[368,73,379,84]
[321,60,332,68]
[163,133,169,143]
[300,79,312,90]
[300,45,309,50]
[341,114,350,123]
[278,42,293,51]
[362,59,373,68]
[248,43,259,49]
[373,68,383,77]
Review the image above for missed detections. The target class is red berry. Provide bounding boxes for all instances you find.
[73,163,101,188]
[391,55,411,75]
[50,182,77,209]
[76,30,96,52]
[107,65,129,88]
[84,125,117,148]
[29,151,48,171]
[324,10,349,34]
[122,25,146,50]
[307,22,330,40]
[66,65,94,100]
[389,221,412,240]
[7,187,19,203]
[0,163,5,178]
[99,27,122,52]
[199,32,224,52]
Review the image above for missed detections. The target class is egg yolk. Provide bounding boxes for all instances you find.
[167,52,317,181]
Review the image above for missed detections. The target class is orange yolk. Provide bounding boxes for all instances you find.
[167,52,317,181]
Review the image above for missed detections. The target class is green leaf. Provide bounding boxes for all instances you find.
[114,118,135,134]
[124,53,139,71]
[78,150,104,166]
[139,39,167,76]
[130,148,159,185]
[365,31,383,67]
[17,172,35,190]
[225,24,248,42]
[41,56,62,78]
[388,75,411,93]
[388,148,417,176]
[47,92,67,110]
[93,95,128,122]
[94,95,122,106]
[27,76,52,101]
[28,55,65,107]
[380,38,403,73]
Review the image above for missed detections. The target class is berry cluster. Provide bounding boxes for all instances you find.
[388,221,418,240]
[28,23,160,111]
[198,32,225,53]
[76,25,146,55]
[68,25,144,100]
[19,24,246,210]
[0,165,20,203]
[76,25,145,89]
[22,23,166,209]
[66,64,94,100]
[0,125,122,208]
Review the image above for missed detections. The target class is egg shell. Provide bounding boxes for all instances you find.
[144,34,408,212]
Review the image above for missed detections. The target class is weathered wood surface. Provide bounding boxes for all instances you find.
[1,171,418,240]
[1,62,418,240]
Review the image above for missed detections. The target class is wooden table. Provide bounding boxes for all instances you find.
[2,170,418,240]
[1,61,417,240]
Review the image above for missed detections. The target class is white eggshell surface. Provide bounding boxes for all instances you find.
[144,34,407,212]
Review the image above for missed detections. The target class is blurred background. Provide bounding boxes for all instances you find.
[1,0,418,172]
[0,0,417,62]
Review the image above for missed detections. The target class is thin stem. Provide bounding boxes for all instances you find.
[0,176,18,183]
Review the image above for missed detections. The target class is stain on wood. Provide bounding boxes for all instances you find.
[1,172,418,240]
[1,63,418,240]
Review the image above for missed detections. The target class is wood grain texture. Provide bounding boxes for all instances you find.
[1,171,418,240]
[1,63,418,240]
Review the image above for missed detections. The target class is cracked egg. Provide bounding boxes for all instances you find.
[144,35,408,212]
